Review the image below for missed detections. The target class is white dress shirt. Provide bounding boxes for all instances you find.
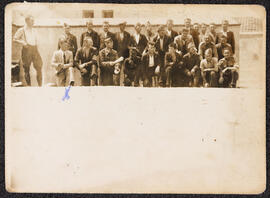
[14,26,37,46]
[149,55,154,67]
[134,33,140,44]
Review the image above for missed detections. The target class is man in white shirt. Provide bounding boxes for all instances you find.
[14,15,43,86]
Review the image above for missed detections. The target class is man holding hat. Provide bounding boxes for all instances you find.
[99,37,121,86]
[80,20,100,50]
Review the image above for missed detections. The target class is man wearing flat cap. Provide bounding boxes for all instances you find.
[80,20,100,50]
[99,37,121,86]
[153,25,170,87]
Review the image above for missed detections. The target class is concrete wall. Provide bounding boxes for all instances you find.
[12,24,240,86]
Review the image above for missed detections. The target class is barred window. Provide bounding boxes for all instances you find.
[102,10,113,18]
[82,10,94,18]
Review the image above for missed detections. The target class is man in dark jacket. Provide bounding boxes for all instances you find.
[80,20,100,50]
[218,19,235,54]
[74,37,98,86]
[166,19,178,44]
[115,21,131,58]
[142,41,161,87]
[164,43,184,87]
[153,25,170,87]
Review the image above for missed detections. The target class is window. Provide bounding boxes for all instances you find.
[102,10,113,18]
[82,10,94,18]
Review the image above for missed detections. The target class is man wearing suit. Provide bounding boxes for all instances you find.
[200,23,208,43]
[99,21,117,50]
[142,41,161,87]
[80,20,100,50]
[153,25,170,87]
[145,21,155,43]
[52,38,75,86]
[99,38,121,86]
[164,43,184,87]
[166,19,178,44]
[115,21,131,58]
[216,34,233,60]
[74,37,98,86]
[219,20,235,54]
[192,23,201,50]
[58,23,78,59]
[174,28,194,55]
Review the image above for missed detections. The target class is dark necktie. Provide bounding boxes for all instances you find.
[63,52,66,64]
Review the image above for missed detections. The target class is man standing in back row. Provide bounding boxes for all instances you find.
[80,20,100,50]
[14,15,43,86]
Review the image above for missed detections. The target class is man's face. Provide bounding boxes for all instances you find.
[64,27,70,34]
[205,35,211,43]
[26,17,34,27]
[222,21,229,32]
[201,25,207,33]
[189,46,196,54]
[135,25,141,33]
[167,21,173,30]
[84,39,93,48]
[168,46,175,54]
[210,25,215,32]
[103,24,109,32]
[87,22,93,31]
[205,52,212,60]
[194,24,199,32]
[146,25,152,32]
[148,45,155,54]
[223,49,230,58]
[221,37,227,44]
[120,24,125,31]
[158,30,165,38]
[185,20,191,28]
[105,41,113,49]
[182,31,188,38]
[61,42,68,51]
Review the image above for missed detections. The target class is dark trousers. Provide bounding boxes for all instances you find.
[220,70,238,87]
[190,66,202,87]
[124,67,137,86]
[81,64,98,86]
[143,66,159,87]
[21,45,43,86]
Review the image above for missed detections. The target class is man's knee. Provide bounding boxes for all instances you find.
[210,71,216,78]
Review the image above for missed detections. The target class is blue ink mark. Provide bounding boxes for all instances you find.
[62,86,71,101]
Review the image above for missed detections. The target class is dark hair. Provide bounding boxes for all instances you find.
[169,42,177,49]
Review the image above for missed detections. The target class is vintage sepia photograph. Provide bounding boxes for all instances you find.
[5,3,266,194]
[9,3,255,88]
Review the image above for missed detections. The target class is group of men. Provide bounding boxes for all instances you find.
[14,15,239,88]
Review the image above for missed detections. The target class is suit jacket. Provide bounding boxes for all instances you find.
[51,49,73,70]
[218,31,235,54]
[74,47,98,74]
[215,43,232,60]
[99,31,117,50]
[115,31,131,58]
[183,52,201,71]
[153,35,170,59]
[166,29,178,44]
[142,52,160,79]
[130,33,148,55]
[165,52,183,69]
[80,30,100,50]
[57,33,78,58]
